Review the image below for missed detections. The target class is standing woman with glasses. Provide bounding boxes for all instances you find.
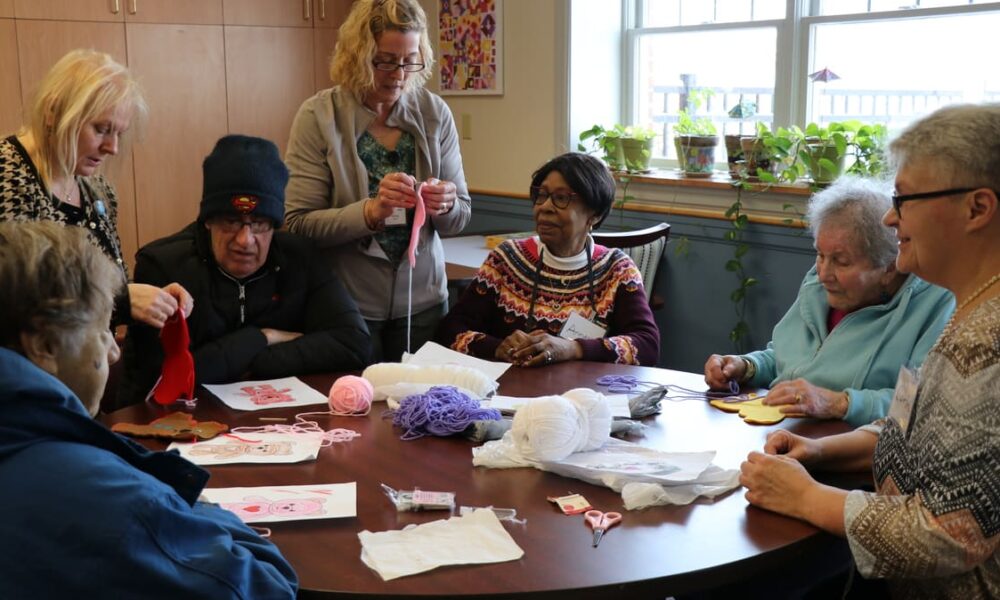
[436,153,660,367]
[284,0,470,362]
[0,49,192,329]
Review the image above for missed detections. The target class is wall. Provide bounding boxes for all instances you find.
[420,0,566,193]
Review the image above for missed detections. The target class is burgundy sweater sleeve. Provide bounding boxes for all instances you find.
[434,255,508,360]
[576,278,660,365]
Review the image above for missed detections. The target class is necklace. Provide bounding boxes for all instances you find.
[957,272,1000,314]
[54,177,77,206]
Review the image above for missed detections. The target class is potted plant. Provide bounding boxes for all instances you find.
[788,121,888,185]
[619,125,657,173]
[579,124,625,171]
[579,124,658,173]
[673,89,719,177]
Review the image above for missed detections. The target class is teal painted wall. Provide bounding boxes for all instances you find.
[462,193,818,373]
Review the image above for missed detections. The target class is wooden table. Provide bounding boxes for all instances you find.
[101,362,855,598]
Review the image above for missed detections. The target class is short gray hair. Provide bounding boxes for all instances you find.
[806,175,897,269]
[890,103,1000,192]
[0,222,121,353]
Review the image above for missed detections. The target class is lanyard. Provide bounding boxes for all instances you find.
[525,243,597,330]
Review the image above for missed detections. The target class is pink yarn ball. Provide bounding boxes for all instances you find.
[328,375,374,415]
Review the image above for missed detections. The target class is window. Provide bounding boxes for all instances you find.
[623,0,1000,167]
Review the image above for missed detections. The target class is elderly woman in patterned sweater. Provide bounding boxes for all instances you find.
[0,49,191,328]
[436,153,660,367]
[740,103,1000,598]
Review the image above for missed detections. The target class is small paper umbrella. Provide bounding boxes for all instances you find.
[728,100,757,119]
[809,68,840,83]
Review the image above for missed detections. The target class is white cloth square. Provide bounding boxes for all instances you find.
[358,508,524,581]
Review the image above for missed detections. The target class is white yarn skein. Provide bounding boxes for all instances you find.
[510,395,588,462]
[362,363,497,398]
[562,388,613,452]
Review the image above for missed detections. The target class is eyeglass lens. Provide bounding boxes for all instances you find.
[530,187,575,209]
[373,62,425,72]
[218,218,272,233]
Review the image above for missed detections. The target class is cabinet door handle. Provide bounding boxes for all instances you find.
[111,0,120,14]
[128,0,137,14]
[320,0,326,21]
[303,0,312,21]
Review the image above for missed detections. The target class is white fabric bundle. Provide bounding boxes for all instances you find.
[362,363,498,401]
[509,387,612,462]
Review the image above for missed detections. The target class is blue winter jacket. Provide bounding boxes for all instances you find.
[0,348,297,599]
[743,267,954,426]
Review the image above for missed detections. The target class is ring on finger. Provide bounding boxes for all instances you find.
[544,350,552,363]
[794,393,802,404]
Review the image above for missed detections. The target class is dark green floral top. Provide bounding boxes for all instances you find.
[358,130,416,266]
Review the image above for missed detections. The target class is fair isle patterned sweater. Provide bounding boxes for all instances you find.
[435,237,660,365]
[844,295,1000,598]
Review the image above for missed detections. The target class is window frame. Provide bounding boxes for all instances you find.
[620,0,1000,169]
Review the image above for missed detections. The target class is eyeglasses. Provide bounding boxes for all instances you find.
[530,186,579,209]
[372,61,425,72]
[213,216,273,234]
[891,187,978,218]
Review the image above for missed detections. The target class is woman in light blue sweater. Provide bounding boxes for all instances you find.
[704,176,954,426]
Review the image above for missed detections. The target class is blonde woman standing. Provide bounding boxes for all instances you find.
[284,0,470,362]
[0,49,191,328]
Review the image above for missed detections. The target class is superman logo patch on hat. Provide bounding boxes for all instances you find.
[231,195,259,213]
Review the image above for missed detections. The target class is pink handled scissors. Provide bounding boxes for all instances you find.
[584,509,622,548]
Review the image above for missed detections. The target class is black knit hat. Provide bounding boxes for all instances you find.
[199,134,288,226]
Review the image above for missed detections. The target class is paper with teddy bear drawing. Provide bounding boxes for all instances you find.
[202,376,328,411]
[169,432,323,466]
[201,483,357,523]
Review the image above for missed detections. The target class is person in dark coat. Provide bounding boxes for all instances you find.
[0,221,297,598]
[117,135,371,408]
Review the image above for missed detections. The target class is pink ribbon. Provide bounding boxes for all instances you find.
[407,182,426,268]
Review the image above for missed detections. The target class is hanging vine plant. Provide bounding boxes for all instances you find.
[724,179,757,351]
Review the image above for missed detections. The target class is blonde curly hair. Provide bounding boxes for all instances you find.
[329,0,434,97]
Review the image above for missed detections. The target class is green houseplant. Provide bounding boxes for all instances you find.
[673,89,719,177]
[579,124,657,173]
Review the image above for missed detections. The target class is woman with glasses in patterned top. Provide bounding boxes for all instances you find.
[284,0,470,362]
[436,152,660,367]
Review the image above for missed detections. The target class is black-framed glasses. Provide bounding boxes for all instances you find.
[891,187,975,218]
[372,61,425,72]
[530,186,579,209]
[213,216,273,234]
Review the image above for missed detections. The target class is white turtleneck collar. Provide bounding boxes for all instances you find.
[535,235,593,271]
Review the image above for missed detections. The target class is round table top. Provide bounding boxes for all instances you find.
[101,361,855,598]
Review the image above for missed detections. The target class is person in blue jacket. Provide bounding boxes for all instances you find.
[704,175,954,426]
[0,221,297,599]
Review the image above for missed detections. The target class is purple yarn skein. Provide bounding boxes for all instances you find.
[392,386,501,440]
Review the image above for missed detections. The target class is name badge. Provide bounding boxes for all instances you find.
[559,311,606,340]
[384,206,407,226]
[888,365,919,432]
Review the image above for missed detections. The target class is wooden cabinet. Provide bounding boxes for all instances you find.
[13,0,123,22]
[119,0,223,24]
[127,23,227,245]
[226,26,314,154]
[223,0,354,152]
[2,0,350,269]
[0,19,20,135]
